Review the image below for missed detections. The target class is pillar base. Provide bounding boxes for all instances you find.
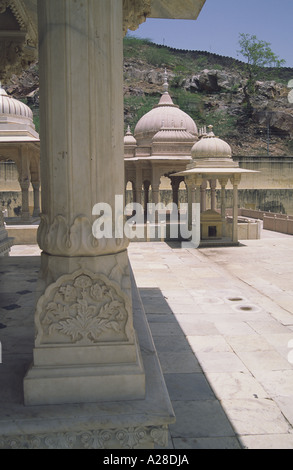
[21,212,31,223]
[24,347,145,406]
[23,250,147,406]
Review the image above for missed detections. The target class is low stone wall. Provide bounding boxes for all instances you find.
[6,225,38,245]
[239,208,293,221]
[226,217,262,240]
[263,215,293,235]
[236,208,293,236]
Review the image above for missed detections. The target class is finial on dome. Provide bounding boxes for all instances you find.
[163,69,169,94]
[207,124,215,137]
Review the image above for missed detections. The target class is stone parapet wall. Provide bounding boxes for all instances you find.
[263,215,293,235]
[236,208,293,236]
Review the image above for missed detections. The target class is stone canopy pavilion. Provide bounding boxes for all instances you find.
[173,125,258,245]
[0,85,40,222]
[125,70,198,210]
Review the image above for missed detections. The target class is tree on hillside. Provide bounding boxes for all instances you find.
[237,33,285,89]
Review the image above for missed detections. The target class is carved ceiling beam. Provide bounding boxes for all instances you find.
[123,0,206,34]
[0,0,38,82]
[123,0,151,35]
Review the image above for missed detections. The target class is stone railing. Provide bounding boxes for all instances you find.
[237,208,293,236]
[263,214,293,235]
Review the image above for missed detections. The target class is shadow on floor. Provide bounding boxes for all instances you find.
[139,287,243,449]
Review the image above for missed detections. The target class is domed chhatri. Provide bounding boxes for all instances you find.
[134,70,198,148]
[0,85,33,121]
[0,84,40,222]
[124,70,198,214]
[0,84,38,141]
[124,125,137,157]
[189,125,238,169]
[124,125,137,146]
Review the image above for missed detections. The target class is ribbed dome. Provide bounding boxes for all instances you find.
[0,87,33,120]
[153,126,196,144]
[134,71,197,147]
[192,135,232,159]
[134,92,198,146]
[190,126,237,169]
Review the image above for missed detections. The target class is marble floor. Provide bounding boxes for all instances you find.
[1,230,293,449]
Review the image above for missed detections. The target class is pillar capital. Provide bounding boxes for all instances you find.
[32,181,40,190]
[218,176,229,187]
[18,177,30,190]
[230,174,241,186]
[209,179,217,190]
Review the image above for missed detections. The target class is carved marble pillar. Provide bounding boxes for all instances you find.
[231,174,241,243]
[219,177,228,237]
[200,180,207,212]
[143,181,150,215]
[24,0,145,406]
[171,177,180,208]
[186,179,195,231]
[18,145,31,222]
[32,182,41,217]
[209,179,217,212]
[152,183,160,206]
[135,164,143,206]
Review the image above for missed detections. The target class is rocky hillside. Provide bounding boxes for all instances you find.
[5,37,293,156]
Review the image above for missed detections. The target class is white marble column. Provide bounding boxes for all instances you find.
[219,177,228,237]
[135,165,143,206]
[18,145,31,222]
[200,180,207,212]
[231,174,241,243]
[24,0,145,406]
[186,179,195,231]
[187,175,202,231]
[151,168,161,206]
[210,179,217,212]
[32,182,41,217]
[171,177,180,208]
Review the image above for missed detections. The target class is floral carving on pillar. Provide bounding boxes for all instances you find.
[123,0,151,35]
[35,270,131,346]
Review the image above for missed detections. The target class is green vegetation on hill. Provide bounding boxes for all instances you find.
[8,35,292,156]
[123,36,293,155]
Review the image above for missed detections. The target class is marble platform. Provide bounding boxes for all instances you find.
[0,255,175,449]
[1,231,293,449]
